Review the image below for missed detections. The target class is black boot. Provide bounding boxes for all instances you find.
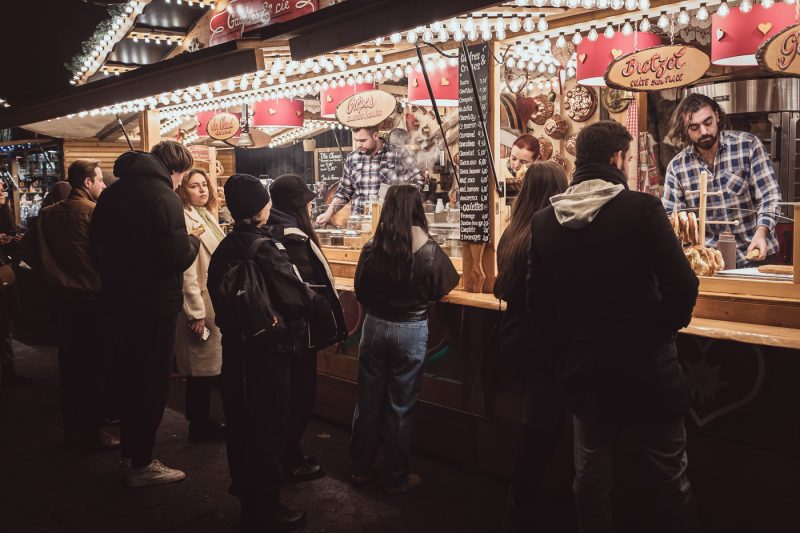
[241,496,305,532]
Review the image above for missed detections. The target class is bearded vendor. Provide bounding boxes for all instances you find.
[662,93,781,268]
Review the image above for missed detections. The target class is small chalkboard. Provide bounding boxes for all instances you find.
[314,148,351,186]
[458,44,491,244]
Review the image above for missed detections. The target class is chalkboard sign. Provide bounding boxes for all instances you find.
[458,44,491,243]
[314,148,351,186]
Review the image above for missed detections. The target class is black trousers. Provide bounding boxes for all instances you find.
[284,350,317,467]
[116,315,177,468]
[55,299,110,438]
[186,376,217,424]
[221,345,291,509]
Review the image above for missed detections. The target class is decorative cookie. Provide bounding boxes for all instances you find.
[530,94,554,125]
[544,114,568,140]
[564,85,597,122]
[565,132,578,156]
[538,136,553,161]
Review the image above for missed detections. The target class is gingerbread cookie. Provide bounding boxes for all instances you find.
[544,114,568,140]
[564,85,597,122]
[530,94,554,125]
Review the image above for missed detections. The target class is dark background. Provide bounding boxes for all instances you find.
[0,1,118,108]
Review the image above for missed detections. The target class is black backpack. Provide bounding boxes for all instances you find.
[215,238,286,345]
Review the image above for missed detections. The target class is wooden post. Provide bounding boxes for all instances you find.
[138,110,161,152]
[793,204,799,284]
[698,170,708,245]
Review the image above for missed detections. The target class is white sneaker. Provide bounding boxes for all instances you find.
[123,459,186,487]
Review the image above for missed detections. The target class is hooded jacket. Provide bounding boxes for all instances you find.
[355,227,460,322]
[526,162,699,424]
[90,151,200,318]
[268,208,347,350]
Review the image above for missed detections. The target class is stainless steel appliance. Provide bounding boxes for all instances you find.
[687,78,800,262]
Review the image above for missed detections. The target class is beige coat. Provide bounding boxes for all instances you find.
[174,206,224,377]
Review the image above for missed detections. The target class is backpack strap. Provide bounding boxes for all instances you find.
[245,237,269,260]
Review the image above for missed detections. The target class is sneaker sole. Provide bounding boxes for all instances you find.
[125,473,186,488]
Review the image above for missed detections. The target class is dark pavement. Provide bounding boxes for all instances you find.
[1,341,576,533]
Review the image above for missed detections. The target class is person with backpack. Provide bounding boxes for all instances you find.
[207,174,316,533]
[350,184,460,495]
[267,174,347,484]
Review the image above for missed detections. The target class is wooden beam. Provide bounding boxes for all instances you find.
[138,110,161,152]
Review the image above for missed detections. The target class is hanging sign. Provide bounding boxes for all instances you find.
[209,0,318,46]
[757,23,800,76]
[335,90,396,128]
[206,112,241,141]
[604,45,710,91]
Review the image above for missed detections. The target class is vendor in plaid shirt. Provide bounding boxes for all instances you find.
[315,125,424,225]
[662,94,781,267]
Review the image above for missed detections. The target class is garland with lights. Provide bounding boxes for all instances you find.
[66,4,133,81]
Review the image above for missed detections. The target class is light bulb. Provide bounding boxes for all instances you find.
[375,51,383,64]
[622,21,633,35]
[482,30,492,41]
[556,34,567,48]
[588,27,599,41]
[407,30,418,44]
[696,5,709,21]
[638,0,649,7]
[510,17,522,32]
[572,31,583,45]
[604,23,615,38]
[678,9,690,25]
[537,16,548,32]
[464,17,476,32]
[658,13,669,29]
[438,30,449,42]
[394,66,403,78]
[422,28,434,42]
[508,57,517,68]
[567,66,576,78]
[495,18,506,33]
[454,30,465,41]
[740,0,752,13]
[597,0,609,8]
[468,30,479,41]
[567,0,579,8]
[524,15,534,32]
[360,51,370,64]
[538,62,546,73]
[611,0,624,9]
[582,0,595,7]
[390,32,402,44]
[717,1,730,16]
[480,16,490,32]
[640,17,651,31]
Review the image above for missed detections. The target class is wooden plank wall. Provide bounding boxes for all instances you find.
[62,139,140,181]
[215,148,236,183]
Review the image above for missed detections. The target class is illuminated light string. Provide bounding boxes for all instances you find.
[61,1,727,118]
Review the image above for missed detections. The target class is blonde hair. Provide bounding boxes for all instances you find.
[177,168,218,211]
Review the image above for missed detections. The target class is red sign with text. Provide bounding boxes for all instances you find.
[209,0,318,46]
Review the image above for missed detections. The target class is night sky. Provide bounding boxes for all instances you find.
[0,1,113,108]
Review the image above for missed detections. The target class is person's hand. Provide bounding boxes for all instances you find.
[747,226,769,261]
[189,319,205,337]
[315,208,333,227]
[0,234,11,245]
[190,225,205,238]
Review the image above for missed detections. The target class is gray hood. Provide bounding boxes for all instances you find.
[550,179,625,229]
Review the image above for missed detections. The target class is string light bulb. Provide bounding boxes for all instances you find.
[537,16,548,32]
[604,23,615,38]
[588,27,599,41]
[639,16,651,31]
[717,1,730,16]
[657,12,669,29]
[677,9,690,25]
[696,5,709,21]
[556,33,567,48]
[739,0,752,13]
[761,0,773,8]
[639,0,650,8]
[622,20,633,36]
[572,31,583,45]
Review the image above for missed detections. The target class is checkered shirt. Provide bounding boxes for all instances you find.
[662,130,781,266]
[334,141,424,214]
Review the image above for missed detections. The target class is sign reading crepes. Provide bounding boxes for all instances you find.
[206,112,241,141]
[209,0,318,46]
[604,45,710,91]
[757,23,800,76]
[335,90,396,128]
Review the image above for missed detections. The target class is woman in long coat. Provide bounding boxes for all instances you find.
[174,168,226,440]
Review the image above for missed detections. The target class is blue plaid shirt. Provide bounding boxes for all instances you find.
[662,130,781,266]
[334,141,424,214]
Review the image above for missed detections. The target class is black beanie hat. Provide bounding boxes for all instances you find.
[224,173,270,220]
[269,174,316,212]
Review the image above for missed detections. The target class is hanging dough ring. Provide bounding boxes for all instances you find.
[215,160,225,176]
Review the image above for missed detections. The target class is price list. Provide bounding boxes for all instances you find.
[458,44,491,243]
[315,149,351,186]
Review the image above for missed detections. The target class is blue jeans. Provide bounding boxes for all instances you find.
[350,314,428,488]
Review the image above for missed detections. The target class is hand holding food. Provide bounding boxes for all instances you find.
[190,224,206,238]
[746,248,762,261]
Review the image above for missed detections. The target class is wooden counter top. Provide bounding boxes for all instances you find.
[334,278,800,349]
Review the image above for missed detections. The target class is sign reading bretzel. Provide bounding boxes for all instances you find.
[757,23,800,76]
[604,45,710,91]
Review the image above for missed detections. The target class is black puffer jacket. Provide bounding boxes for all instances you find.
[207,223,317,351]
[90,151,200,318]
[355,227,460,322]
[268,209,347,350]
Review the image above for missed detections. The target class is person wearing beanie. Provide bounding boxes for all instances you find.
[267,174,347,485]
[207,173,318,532]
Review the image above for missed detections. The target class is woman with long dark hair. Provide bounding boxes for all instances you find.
[350,184,460,495]
[494,162,568,532]
[267,174,347,484]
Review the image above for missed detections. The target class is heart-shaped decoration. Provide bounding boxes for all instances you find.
[579,53,587,63]
[716,28,725,40]
[441,77,450,86]
[268,108,276,115]
[413,77,419,87]
[295,110,302,117]
[758,22,773,35]
[326,94,333,103]
[611,49,623,59]
[677,336,765,428]
[516,95,538,125]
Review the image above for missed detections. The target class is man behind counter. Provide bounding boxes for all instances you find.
[662,93,781,267]
[315,125,424,226]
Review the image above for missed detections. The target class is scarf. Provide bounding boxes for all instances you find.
[571,160,629,190]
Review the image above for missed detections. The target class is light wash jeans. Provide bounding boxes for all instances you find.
[350,314,428,488]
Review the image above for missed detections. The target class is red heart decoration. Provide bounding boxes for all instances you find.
[516,95,538,125]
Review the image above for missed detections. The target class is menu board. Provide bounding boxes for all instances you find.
[315,148,351,186]
[458,44,491,243]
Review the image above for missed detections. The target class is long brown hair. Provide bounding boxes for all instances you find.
[177,168,218,211]
[290,205,322,249]
[668,93,728,146]
[494,162,568,300]
[370,184,428,282]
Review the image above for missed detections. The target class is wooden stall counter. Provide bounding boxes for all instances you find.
[333,277,505,311]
